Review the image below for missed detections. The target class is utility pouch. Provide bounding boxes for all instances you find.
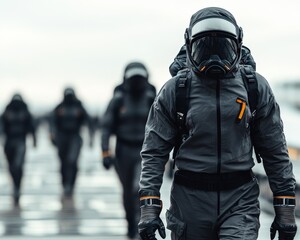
[166,210,186,237]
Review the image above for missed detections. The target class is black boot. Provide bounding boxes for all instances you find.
[63,184,74,198]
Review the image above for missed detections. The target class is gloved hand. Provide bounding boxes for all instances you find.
[270,197,297,240]
[101,150,114,170]
[102,156,114,170]
[138,197,166,240]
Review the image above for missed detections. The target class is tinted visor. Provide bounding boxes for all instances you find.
[191,35,238,66]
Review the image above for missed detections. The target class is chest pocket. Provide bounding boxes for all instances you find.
[235,97,251,133]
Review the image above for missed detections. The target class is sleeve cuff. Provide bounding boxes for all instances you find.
[139,190,161,198]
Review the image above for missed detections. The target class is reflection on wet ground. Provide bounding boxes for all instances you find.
[0,173,127,237]
[0,127,129,238]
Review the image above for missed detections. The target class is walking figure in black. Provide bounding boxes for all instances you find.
[49,87,94,200]
[101,61,156,239]
[0,93,36,207]
[138,7,297,240]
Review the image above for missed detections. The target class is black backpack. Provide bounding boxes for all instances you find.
[173,65,261,164]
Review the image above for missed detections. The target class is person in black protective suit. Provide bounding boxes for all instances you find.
[50,87,94,199]
[101,62,156,239]
[138,7,297,240]
[0,93,37,207]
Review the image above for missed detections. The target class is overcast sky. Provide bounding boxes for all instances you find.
[0,0,299,115]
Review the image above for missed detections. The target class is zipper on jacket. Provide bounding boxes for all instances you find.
[216,80,221,215]
[216,80,221,174]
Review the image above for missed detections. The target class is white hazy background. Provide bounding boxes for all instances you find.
[0,0,300,115]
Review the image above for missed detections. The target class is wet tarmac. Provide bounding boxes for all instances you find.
[0,125,299,240]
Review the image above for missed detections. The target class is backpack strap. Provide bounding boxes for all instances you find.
[241,65,258,117]
[241,65,261,163]
[173,69,191,160]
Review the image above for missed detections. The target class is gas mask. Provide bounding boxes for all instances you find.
[124,63,148,96]
[125,75,147,96]
[186,17,243,78]
[63,87,76,103]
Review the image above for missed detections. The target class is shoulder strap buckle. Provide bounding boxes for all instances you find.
[173,69,191,161]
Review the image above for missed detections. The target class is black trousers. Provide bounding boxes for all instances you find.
[56,134,82,195]
[4,138,26,193]
[167,175,260,240]
[114,140,142,232]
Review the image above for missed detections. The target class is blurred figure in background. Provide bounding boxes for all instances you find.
[101,62,156,239]
[0,93,37,208]
[113,66,156,99]
[49,87,94,201]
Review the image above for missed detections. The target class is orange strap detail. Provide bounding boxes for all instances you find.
[236,98,247,121]
[102,151,111,158]
[140,196,160,201]
[274,196,296,199]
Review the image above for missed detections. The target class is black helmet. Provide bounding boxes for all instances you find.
[63,87,77,103]
[64,87,75,97]
[123,62,149,96]
[124,62,148,81]
[185,7,243,78]
[11,93,23,102]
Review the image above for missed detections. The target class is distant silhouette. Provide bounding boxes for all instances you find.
[0,93,37,207]
[101,62,156,239]
[49,87,94,200]
[113,66,156,99]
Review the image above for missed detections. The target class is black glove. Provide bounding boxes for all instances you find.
[102,156,114,170]
[138,198,166,240]
[270,197,297,240]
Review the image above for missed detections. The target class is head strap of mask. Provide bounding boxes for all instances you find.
[185,17,243,78]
